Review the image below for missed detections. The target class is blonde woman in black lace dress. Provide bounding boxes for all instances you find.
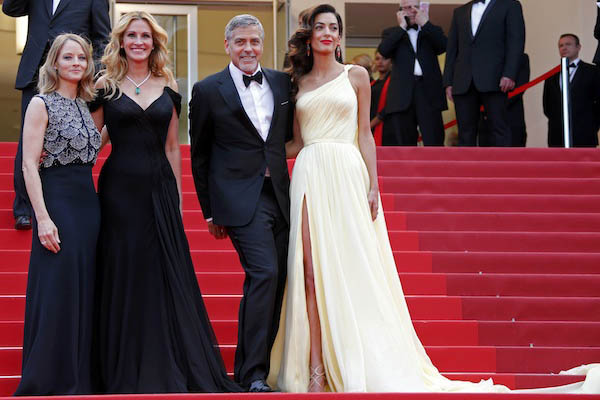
[17,33,101,395]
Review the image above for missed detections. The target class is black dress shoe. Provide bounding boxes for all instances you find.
[15,215,32,230]
[248,379,273,392]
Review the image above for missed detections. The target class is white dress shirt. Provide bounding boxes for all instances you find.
[228,62,274,142]
[406,27,424,76]
[52,0,61,14]
[471,0,491,37]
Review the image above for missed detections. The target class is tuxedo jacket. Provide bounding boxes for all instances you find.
[189,67,292,227]
[543,61,600,147]
[594,5,600,65]
[443,0,525,95]
[2,0,110,90]
[379,22,448,113]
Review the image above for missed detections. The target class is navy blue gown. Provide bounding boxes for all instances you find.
[15,92,101,395]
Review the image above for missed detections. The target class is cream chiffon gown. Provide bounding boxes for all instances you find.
[267,64,599,394]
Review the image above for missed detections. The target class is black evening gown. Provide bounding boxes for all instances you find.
[15,92,101,395]
[90,87,241,393]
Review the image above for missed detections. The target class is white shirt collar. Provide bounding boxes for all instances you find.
[570,58,581,67]
[229,62,263,91]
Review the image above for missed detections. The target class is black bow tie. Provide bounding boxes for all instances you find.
[568,63,577,69]
[474,0,486,4]
[243,71,263,87]
[407,24,419,31]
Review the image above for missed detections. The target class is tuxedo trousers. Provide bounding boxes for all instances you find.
[13,84,36,218]
[454,83,511,147]
[386,77,445,146]
[226,178,288,387]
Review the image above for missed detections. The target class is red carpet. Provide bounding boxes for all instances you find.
[0,144,598,398]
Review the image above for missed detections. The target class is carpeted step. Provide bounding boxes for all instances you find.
[3,271,596,297]
[3,319,599,348]
[1,141,599,161]
[375,160,600,178]
[375,146,600,162]
[3,156,595,179]
[4,191,600,214]
[5,229,600,253]
[379,176,600,195]
[4,250,600,275]
[5,208,600,233]
[401,212,600,232]
[6,173,600,196]
[0,379,596,398]
[408,231,600,253]
[388,193,600,213]
[2,295,599,322]
[394,251,600,274]
[1,344,599,377]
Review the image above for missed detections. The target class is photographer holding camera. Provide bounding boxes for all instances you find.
[378,0,448,146]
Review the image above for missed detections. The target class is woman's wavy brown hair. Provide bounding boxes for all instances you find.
[38,33,96,102]
[285,4,344,97]
[98,11,175,99]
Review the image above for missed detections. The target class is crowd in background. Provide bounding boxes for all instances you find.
[352,0,600,149]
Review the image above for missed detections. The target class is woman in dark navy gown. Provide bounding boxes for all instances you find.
[17,33,101,395]
[90,12,240,393]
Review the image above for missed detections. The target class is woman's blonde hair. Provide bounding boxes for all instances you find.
[99,11,174,98]
[37,33,96,102]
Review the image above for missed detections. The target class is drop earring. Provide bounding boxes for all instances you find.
[306,43,311,57]
[335,45,341,60]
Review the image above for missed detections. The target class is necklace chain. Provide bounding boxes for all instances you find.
[125,72,152,95]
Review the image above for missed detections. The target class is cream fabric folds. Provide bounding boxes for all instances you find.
[267,65,600,394]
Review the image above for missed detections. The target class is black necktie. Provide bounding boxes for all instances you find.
[407,24,419,31]
[243,71,263,87]
[568,63,577,70]
[474,0,486,4]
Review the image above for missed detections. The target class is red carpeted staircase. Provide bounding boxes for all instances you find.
[0,143,599,400]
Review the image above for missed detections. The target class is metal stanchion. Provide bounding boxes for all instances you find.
[560,57,572,148]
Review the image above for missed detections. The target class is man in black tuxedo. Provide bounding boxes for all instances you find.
[543,34,600,147]
[594,2,600,66]
[189,14,291,393]
[443,0,525,147]
[2,0,110,230]
[379,0,447,146]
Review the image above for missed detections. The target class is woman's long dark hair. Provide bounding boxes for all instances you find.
[286,4,344,96]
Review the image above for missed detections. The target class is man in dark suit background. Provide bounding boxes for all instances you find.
[379,0,447,146]
[443,0,525,147]
[594,2,600,66]
[479,53,530,146]
[2,0,110,230]
[189,14,291,393]
[543,33,600,147]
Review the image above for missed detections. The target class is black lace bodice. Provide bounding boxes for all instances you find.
[37,91,102,169]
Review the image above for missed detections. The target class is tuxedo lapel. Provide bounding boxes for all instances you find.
[45,0,53,18]
[51,0,72,20]
[474,0,499,39]
[262,69,279,141]
[217,68,263,141]
[466,3,474,41]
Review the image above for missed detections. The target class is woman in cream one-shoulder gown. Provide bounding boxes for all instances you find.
[268,4,599,394]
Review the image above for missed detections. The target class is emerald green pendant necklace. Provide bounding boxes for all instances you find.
[125,71,152,95]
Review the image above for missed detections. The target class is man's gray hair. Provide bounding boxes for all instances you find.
[225,14,265,41]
